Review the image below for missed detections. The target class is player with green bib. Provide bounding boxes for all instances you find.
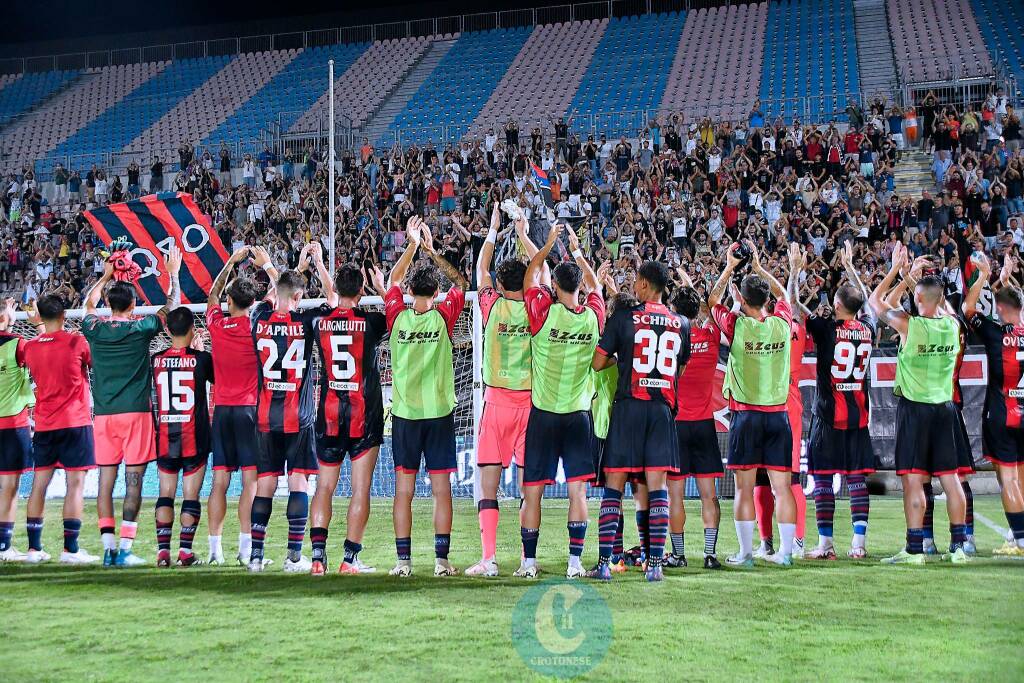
[384,216,467,578]
[0,298,33,563]
[869,243,969,565]
[516,224,605,579]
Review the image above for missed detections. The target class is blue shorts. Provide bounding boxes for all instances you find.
[604,399,677,473]
[0,427,31,475]
[523,407,595,486]
[32,426,95,471]
[256,426,317,478]
[727,410,792,471]
[392,412,456,475]
[212,406,259,472]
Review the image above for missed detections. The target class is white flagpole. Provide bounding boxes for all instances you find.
[328,59,336,279]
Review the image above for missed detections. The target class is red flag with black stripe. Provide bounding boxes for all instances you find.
[83,192,229,305]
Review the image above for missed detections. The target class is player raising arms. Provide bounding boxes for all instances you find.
[247,243,332,573]
[963,253,1024,556]
[308,261,388,576]
[804,243,877,559]
[593,260,689,582]
[517,224,605,580]
[0,299,33,562]
[465,205,540,577]
[83,244,181,567]
[868,243,969,564]
[708,242,798,567]
[19,295,98,564]
[205,247,261,565]
[667,269,724,570]
[152,308,214,567]
[385,216,467,578]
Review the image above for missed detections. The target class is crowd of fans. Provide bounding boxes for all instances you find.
[0,91,1021,335]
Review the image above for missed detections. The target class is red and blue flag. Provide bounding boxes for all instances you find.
[531,163,553,208]
[83,192,229,305]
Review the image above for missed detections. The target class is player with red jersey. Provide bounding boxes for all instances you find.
[964,254,1024,556]
[308,262,389,576]
[593,260,689,582]
[205,247,262,565]
[805,243,877,560]
[247,244,331,574]
[667,270,724,570]
[152,308,214,567]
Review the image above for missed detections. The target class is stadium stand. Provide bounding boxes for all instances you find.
[887,0,993,82]
[969,0,1024,87]
[659,3,768,122]
[0,70,80,128]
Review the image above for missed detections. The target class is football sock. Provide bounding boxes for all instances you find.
[635,509,650,556]
[906,528,925,554]
[791,479,806,541]
[343,539,362,564]
[26,517,43,552]
[647,489,669,565]
[118,520,138,551]
[949,524,967,552]
[670,532,685,557]
[735,519,755,557]
[598,488,622,563]
[521,527,539,562]
[922,481,935,540]
[434,534,451,560]
[754,474,774,541]
[1004,511,1024,546]
[847,474,870,547]
[703,527,718,557]
[155,497,174,552]
[237,533,250,560]
[285,492,308,562]
[250,496,273,562]
[63,518,81,553]
[310,527,328,563]
[961,480,974,536]
[778,522,796,557]
[99,516,116,551]
[478,498,499,562]
[812,475,835,546]
[613,510,624,559]
[395,536,411,561]
[208,535,222,557]
[0,521,13,551]
[179,499,200,553]
[567,521,587,562]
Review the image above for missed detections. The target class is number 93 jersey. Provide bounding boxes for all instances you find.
[252,301,318,434]
[596,301,690,408]
[807,314,876,430]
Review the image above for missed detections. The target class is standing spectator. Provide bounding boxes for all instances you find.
[150,157,164,193]
[219,146,232,187]
[53,164,68,205]
[242,154,256,189]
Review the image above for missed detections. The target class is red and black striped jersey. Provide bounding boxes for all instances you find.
[952,319,967,408]
[311,306,387,438]
[675,319,721,421]
[968,313,1024,429]
[152,346,214,458]
[252,301,318,434]
[596,301,689,408]
[806,314,875,430]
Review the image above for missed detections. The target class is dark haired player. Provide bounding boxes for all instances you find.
[869,243,969,564]
[963,253,1024,556]
[308,261,388,576]
[20,295,98,564]
[466,207,539,577]
[205,247,261,565]
[385,216,467,577]
[82,244,181,567]
[667,269,724,570]
[152,308,214,567]
[0,299,33,563]
[247,243,333,573]
[708,242,798,567]
[804,243,877,560]
[517,224,604,579]
[593,259,688,582]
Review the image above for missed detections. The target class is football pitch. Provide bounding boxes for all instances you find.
[1,496,1021,682]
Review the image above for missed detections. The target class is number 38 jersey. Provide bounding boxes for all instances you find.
[806,314,876,430]
[152,346,214,458]
[597,301,690,408]
[252,301,318,434]
[311,306,387,438]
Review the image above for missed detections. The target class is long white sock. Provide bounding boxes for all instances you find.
[208,535,222,555]
[819,534,834,550]
[101,532,116,551]
[778,522,796,557]
[238,533,252,558]
[852,532,866,549]
[568,555,583,569]
[735,520,755,557]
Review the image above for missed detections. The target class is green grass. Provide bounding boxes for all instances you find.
[1,496,1022,682]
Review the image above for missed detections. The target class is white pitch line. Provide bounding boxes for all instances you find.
[974,512,1010,540]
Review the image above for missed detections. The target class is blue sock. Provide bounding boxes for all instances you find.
[906,528,925,554]
[647,489,669,563]
[26,517,43,551]
[396,536,411,561]
[567,521,587,558]
[521,527,539,560]
[598,488,623,562]
[285,492,308,561]
[0,521,12,551]
[63,518,81,553]
[343,539,362,564]
[434,534,451,560]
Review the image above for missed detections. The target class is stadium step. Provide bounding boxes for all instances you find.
[892,150,934,197]
[0,71,92,137]
[853,0,899,100]
[355,38,458,147]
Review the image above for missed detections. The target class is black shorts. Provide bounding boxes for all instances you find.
[954,405,974,474]
[31,426,95,471]
[593,436,606,487]
[894,398,961,476]
[212,406,259,472]
[671,419,724,480]
[806,417,876,475]
[157,453,207,476]
[523,407,595,486]
[983,417,1024,467]
[317,420,383,466]
[726,410,792,471]
[392,412,456,475]
[0,427,31,475]
[256,426,318,478]
[604,399,677,474]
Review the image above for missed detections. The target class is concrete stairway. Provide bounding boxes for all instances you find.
[892,148,934,197]
[853,0,899,100]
